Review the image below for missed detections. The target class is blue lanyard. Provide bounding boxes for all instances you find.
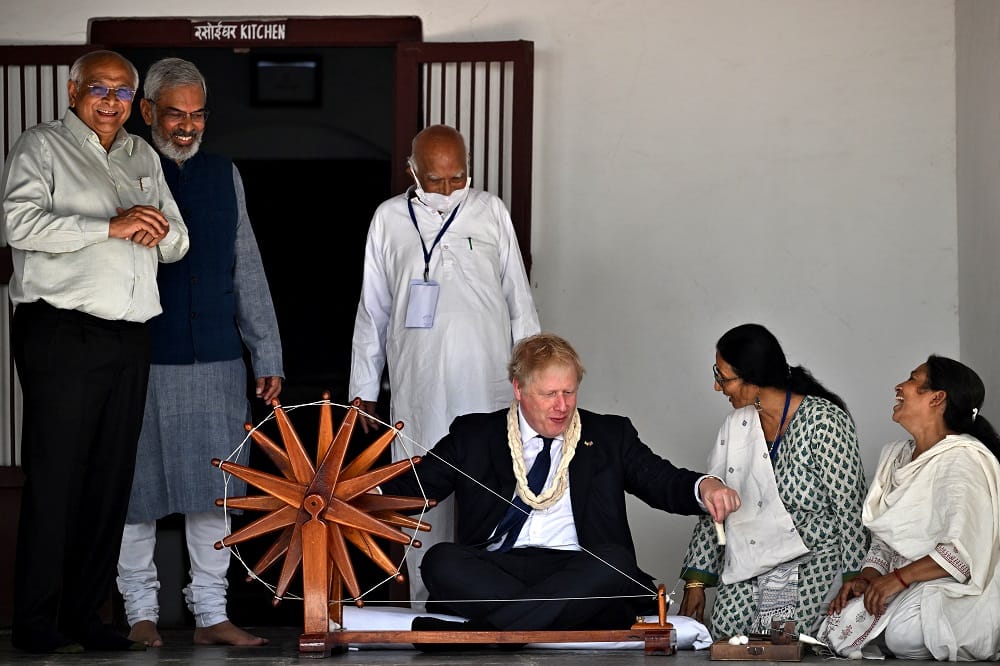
[407,195,461,282]
[768,389,793,463]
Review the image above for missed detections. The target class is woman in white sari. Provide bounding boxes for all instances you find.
[818,356,1000,661]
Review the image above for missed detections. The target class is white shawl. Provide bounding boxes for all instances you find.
[710,406,809,584]
[864,435,1000,661]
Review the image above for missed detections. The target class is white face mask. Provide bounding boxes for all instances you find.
[410,170,471,214]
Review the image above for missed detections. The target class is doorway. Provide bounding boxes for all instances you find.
[120,45,395,406]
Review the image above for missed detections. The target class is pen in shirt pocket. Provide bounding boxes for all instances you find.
[467,237,473,250]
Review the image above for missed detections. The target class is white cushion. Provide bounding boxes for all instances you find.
[335,605,713,650]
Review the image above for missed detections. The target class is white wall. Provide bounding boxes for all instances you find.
[1,0,961,601]
[957,1,1000,424]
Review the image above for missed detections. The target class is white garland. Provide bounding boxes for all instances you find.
[506,400,581,510]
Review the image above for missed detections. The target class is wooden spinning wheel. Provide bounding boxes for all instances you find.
[214,396,676,656]
[212,395,433,654]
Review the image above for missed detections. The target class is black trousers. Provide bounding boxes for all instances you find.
[11,301,151,643]
[420,543,654,630]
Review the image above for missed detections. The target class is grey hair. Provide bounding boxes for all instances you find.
[143,57,207,102]
[69,50,139,89]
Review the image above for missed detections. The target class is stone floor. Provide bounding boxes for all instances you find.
[0,626,948,665]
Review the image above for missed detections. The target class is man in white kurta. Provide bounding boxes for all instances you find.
[349,125,540,605]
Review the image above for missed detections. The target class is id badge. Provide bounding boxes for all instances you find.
[405,279,440,328]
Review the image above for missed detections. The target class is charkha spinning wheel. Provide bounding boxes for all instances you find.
[213,395,676,656]
[211,395,433,654]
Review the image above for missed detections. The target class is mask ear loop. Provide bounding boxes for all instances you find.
[407,158,424,193]
[406,165,421,201]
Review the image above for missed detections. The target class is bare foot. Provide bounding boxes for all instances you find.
[193,620,268,646]
[128,620,163,647]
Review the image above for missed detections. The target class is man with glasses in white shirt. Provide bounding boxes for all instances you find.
[2,49,188,654]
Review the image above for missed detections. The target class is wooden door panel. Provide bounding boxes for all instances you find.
[395,41,534,272]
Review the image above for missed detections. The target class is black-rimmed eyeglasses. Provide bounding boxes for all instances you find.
[85,84,137,102]
[156,107,210,123]
[713,364,739,386]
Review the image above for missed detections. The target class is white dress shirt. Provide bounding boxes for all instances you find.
[488,407,581,551]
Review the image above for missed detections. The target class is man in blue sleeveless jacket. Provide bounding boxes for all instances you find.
[116,57,283,648]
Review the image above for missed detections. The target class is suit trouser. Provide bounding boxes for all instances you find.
[117,512,232,628]
[420,543,652,630]
[11,301,150,643]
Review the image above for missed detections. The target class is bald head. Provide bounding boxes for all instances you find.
[410,124,467,159]
[408,125,469,195]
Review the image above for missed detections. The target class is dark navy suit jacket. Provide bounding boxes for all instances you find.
[382,408,706,565]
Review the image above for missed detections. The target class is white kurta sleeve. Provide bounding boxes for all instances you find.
[493,200,539,342]
[862,534,893,575]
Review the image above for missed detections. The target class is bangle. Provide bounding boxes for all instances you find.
[684,580,706,590]
[893,569,909,589]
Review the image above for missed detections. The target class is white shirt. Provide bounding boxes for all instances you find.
[2,110,188,322]
[489,407,581,551]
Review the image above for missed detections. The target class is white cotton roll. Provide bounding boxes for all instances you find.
[714,521,726,545]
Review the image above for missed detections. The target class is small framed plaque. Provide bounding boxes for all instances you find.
[251,55,321,107]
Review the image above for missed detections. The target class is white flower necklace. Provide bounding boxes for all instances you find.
[505,401,581,510]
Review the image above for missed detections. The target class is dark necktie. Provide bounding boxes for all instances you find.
[493,436,554,552]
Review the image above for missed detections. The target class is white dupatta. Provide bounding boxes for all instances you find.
[709,406,809,585]
[863,435,1000,661]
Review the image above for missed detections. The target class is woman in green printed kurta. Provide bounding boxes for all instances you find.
[679,324,868,639]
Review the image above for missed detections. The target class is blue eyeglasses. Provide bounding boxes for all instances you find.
[84,83,137,102]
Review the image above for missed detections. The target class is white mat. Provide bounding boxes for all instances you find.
[336,605,713,650]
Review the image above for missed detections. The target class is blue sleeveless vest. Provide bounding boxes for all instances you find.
[150,151,243,364]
